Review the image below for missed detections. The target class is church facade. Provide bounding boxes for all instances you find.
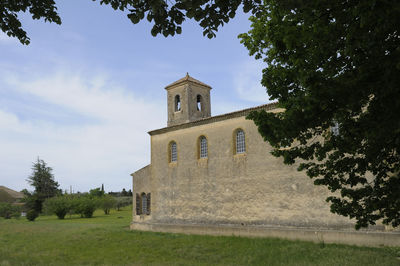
[130,74,399,246]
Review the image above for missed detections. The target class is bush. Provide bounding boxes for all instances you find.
[100,195,116,215]
[26,210,38,221]
[44,196,71,219]
[0,203,21,219]
[0,202,13,219]
[12,208,21,219]
[75,197,97,218]
[115,197,132,211]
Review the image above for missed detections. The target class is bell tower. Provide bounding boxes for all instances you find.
[165,73,212,127]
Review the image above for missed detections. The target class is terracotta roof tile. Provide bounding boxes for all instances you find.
[165,73,212,90]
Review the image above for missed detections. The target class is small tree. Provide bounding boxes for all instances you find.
[89,187,105,198]
[116,197,132,211]
[44,196,71,219]
[26,158,61,213]
[100,195,116,215]
[0,203,22,219]
[74,196,97,218]
[26,210,38,221]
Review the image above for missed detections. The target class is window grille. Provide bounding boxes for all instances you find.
[200,136,208,158]
[141,193,147,215]
[236,130,246,154]
[171,142,177,162]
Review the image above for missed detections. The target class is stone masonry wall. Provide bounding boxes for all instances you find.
[145,114,357,229]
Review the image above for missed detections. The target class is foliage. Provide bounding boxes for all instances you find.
[100,195,116,215]
[0,207,399,265]
[115,197,132,211]
[239,1,400,228]
[44,193,110,218]
[21,190,43,213]
[0,203,21,219]
[26,209,39,221]
[108,188,133,197]
[26,158,61,213]
[1,0,264,45]
[44,196,71,219]
[0,0,61,45]
[89,187,105,198]
[75,196,97,218]
[12,210,21,219]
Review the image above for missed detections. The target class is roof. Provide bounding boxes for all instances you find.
[165,73,212,90]
[0,186,24,199]
[149,102,278,136]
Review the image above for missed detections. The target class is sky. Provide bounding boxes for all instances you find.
[0,1,271,193]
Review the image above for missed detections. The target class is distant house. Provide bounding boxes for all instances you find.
[0,186,24,204]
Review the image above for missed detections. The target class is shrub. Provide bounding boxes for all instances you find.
[115,197,132,211]
[26,210,38,221]
[0,203,21,219]
[0,202,13,219]
[101,195,116,215]
[44,196,71,219]
[75,196,97,218]
[12,211,21,219]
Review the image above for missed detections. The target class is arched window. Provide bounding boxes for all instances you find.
[141,193,147,215]
[199,136,208,158]
[136,192,151,215]
[196,95,202,111]
[235,129,246,154]
[175,95,181,111]
[170,141,177,162]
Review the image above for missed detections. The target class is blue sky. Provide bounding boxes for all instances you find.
[0,1,270,193]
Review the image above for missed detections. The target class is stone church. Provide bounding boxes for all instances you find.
[130,74,399,246]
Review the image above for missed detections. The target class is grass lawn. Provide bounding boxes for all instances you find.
[0,206,399,265]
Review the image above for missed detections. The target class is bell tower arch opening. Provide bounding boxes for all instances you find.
[175,95,181,112]
[196,94,203,111]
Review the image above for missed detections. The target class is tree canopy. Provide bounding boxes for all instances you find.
[240,0,400,229]
[1,0,262,45]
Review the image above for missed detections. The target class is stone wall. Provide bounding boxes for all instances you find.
[137,110,360,230]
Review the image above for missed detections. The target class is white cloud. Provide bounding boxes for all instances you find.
[0,32,21,45]
[0,68,165,192]
[233,59,271,103]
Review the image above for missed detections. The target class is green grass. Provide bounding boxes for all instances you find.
[0,207,399,265]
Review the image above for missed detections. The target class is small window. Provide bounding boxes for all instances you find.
[141,193,147,215]
[196,95,202,111]
[175,95,181,111]
[170,141,177,162]
[199,136,208,158]
[235,129,246,154]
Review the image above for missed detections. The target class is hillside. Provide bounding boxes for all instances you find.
[0,186,23,203]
